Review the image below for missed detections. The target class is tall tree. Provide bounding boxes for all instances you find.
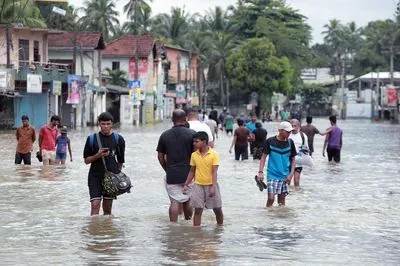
[0,0,46,27]
[78,0,119,41]
[208,32,237,105]
[226,38,294,109]
[152,7,193,47]
[123,0,152,35]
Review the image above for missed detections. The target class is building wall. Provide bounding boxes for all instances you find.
[0,28,48,68]
[102,57,130,75]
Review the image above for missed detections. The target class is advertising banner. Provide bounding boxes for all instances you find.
[52,80,62,96]
[0,69,14,92]
[129,58,148,95]
[176,84,186,104]
[27,74,42,93]
[66,75,87,104]
[384,87,398,107]
[128,80,141,106]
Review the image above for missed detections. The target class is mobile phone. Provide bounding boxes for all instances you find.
[100,148,109,152]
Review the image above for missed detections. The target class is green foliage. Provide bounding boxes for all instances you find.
[105,68,128,87]
[0,0,46,27]
[78,0,119,42]
[226,38,294,109]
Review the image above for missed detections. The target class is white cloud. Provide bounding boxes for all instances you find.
[69,0,396,43]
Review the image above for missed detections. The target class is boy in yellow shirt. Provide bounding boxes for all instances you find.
[183,131,223,226]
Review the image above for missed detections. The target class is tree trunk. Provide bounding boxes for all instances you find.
[220,72,225,106]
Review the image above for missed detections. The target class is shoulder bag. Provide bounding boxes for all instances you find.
[96,133,132,197]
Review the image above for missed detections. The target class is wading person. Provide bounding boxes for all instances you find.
[246,114,257,155]
[187,109,215,147]
[83,112,125,216]
[252,122,267,160]
[300,116,322,157]
[257,122,296,207]
[39,115,60,165]
[55,127,72,165]
[323,115,343,163]
[289,119,308,187]
[15,115,36,165]
[183,132,223,226]
[224,112,234,136]
[229,119,250,161]
[157,109,195,222]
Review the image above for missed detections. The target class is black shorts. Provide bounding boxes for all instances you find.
[15,152,31,165]
[327,147,341,162]
[226,129,233,134]
[235,146,248,161]
[295,167,303,173]
[88,173,116,201]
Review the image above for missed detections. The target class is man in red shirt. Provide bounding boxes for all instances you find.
[39,115,60,165]
[15,115,36,165]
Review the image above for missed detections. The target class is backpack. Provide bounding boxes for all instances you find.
[89,132,120,149]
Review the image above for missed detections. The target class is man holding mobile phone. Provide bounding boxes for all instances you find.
[83,112,126,216]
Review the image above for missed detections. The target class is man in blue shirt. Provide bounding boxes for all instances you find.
[257,121,297,207]
[246,114,257,155]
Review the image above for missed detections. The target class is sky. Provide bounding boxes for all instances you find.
[69,0,397,43]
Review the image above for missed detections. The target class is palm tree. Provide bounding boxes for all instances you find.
[105,68,128,87]
[78,0,119,42]
[45,4,78,31]
[208,32,237,105]
[205,6,229,32]
[152,7,193,47]
[0,0,46,27]
[124,0,152,34]
[121,5,152,35]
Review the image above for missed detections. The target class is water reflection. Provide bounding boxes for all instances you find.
[160,225,222,265]
[81,217,128,265]
[252,225,303,252]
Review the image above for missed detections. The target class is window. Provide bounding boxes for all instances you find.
[112,61,120,70]
[18,39,29,66]
[33,41,40,62]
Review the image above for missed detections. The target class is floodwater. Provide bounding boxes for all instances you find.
[0,118,399,265]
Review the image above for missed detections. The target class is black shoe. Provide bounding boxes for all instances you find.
[255,175,264,191]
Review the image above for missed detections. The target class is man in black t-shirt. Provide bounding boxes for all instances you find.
[156,109,196,222]
[83,112,125,216]
[252,122,267,160]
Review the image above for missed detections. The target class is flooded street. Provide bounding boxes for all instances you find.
[0,118,399,265]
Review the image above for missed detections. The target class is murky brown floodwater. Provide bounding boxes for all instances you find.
[0,118,399,265]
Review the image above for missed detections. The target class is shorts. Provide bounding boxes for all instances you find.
[267,180,289,196]
[42,150,56,162]
[56,152,67,160]
[327,147,341,162]
[15,152,31,165]
[191,183,222,209]
[235,146,248,161]
[165,182,190,203]
[226,129,233,134]
[88,174,116,201]
[295,167,303,173]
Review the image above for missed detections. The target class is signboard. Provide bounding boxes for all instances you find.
[301,68,317,80]
[383,87,398,107]
[0,70,14,92]
[176,84,186,104]
[66,75,87,104]
[52,80,62,96]
[27,74,42,93]
[129,58,148,95]
[128,81,141,105]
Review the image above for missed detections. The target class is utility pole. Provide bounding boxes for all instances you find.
[80,45,85,127]
[6,25,11,68]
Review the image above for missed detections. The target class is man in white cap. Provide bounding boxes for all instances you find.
[289,119,309,188]
[257,121,297,207]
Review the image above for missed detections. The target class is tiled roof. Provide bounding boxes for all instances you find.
[48,32,105,49]
[103,34,155,57]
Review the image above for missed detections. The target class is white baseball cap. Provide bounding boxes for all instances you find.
[278,121,293,132]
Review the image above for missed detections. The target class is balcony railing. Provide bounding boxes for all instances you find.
[14,61,71,82]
